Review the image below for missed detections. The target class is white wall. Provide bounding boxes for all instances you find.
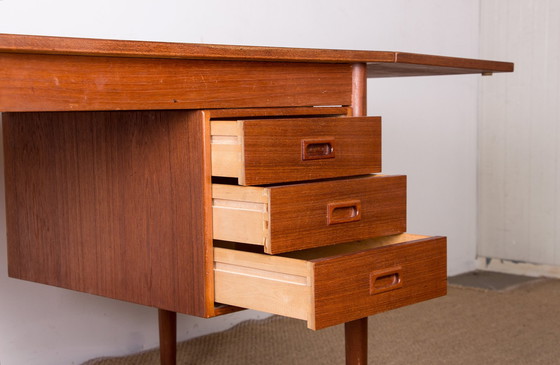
[479,1,560,267]
[0,1,481,364]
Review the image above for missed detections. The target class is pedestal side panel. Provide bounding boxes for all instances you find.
[3,111,210,316]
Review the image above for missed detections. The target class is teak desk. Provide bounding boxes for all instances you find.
[0,34,513,364]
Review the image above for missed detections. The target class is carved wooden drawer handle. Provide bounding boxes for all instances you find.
[327,200,361,225]
[369,266,403,295]
[301,137,335,160]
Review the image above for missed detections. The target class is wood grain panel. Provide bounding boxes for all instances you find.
[3,111,210,316]
[240,117,381,185]
[0,53,352,112]
[311,237,447,330]
[268,175,406,253]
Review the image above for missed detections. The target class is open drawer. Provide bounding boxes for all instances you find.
[210,116,381,185]
[214,233,447,330]
[212,175,406,254]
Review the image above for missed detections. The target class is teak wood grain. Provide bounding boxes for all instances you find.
[310,236,447,329]
[214,234,447,330]
[208,107,351,185]
[268,175,406,253]
[0,53,353,112]
[0,34,513,113]
[212,116,381,185]
[0,33,513,74]
[0,33,396,63]
[213,175,407,254]
[3,111,213,316]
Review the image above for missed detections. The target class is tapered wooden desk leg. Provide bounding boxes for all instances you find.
[347,63,367,363]
[158,309,177,365]
[345,318,368,365]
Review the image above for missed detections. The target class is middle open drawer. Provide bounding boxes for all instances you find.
[212,175,406,254]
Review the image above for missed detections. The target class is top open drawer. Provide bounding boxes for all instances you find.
[210,116,381,185]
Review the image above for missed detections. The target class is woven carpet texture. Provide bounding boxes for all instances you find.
[83,279,560,365]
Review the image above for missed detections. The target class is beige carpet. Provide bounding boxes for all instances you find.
[83,279,560,365]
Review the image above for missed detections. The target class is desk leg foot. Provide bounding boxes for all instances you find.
[158,309,177,365]
[345,317,368,365]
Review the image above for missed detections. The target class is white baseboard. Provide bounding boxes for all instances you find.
[476,257,560,279]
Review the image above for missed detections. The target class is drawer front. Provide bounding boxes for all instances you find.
[211,116,381,185]
[269,175,406,253]
[214,234,447,330]
[212,175,407,254]
[310,236,447,330]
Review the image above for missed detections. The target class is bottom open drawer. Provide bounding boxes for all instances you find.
[214,233,446,330]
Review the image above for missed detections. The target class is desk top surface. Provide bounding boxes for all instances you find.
[0,33,513,77]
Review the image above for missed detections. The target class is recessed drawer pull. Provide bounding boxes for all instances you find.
[302,137,335,160]
[369,266,403,295]
[327,200,361,225]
